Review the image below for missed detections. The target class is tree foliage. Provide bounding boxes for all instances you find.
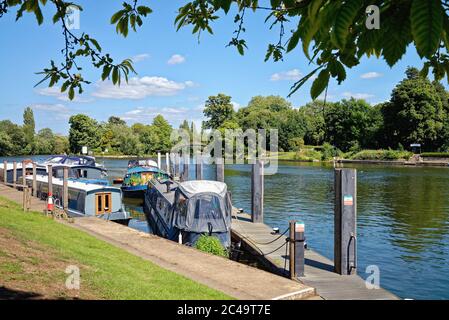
[203,93,235,130]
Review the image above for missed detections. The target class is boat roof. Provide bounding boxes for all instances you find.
[128,159,158,168]
[26,174,120,193]
[126,166,160,174]
[40,155,98,166]
[179,180,227,198]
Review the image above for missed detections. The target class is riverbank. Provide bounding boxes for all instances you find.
[0,196,231,300]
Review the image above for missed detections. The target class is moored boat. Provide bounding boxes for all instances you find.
[143,177,232,249]
[25,174,131,225]
[121,159,170,198]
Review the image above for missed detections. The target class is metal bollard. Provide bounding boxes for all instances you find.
[295,221,305,277]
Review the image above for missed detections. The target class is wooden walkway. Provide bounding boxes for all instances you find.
[231,211,400,300]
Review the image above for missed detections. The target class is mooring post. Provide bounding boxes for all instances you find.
[251,160,264,223]
[216,158,224,183]
[157,152,162,169]
[63,166,69,213]
[48,165,53,197]
[334,168,357,275]
[173,154,178,178]
[22,161,27,211]
[165,153,170,174]
[3,160,7,185]
[32,162,37,197]
[12,161,17,188]
[196,153,203,180]
[295,221,305,277]
[289,220,296,280]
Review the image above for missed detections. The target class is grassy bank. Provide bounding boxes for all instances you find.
[274,148,413,162]
[0,197,231,300]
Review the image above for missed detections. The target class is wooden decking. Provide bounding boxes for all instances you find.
[231,210,400,300]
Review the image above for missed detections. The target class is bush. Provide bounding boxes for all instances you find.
[421,152,449,158]
[321,143,341,161]
[293,148,322,161]
[194,235,228,257]
[349,149,412,160]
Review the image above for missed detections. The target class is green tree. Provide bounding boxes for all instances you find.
[298,101,327,146]
[54,135,70,154]
[325,98,377,152]
[68,114,100,153]
[152,115,173,153]
[34,128,56,155]
[382,67,445,150]
[0,120,26,156]
[108,116,127,126]
[23,107,35,152]
[203,94,235,130]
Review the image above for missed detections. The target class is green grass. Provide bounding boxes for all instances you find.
[0,197,232,300]
[420,152,449,158]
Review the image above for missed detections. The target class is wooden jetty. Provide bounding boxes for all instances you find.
[231,211,399,300]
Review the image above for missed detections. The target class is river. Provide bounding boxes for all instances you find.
[1,155,449,300]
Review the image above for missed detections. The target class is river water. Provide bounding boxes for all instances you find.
[2,155,449,300]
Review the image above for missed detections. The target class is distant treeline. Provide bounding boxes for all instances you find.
[1,67,448,157]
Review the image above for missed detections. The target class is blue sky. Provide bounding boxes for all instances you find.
[0,1,429,135]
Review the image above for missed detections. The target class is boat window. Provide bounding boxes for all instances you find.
[186,194,228,233]
[96,193,112,215]
[46,156,64,164]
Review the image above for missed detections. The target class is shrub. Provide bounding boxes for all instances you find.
[293,149,322,161]
[194,235,228,257]
[421,152,449,158]
[350,149,412,160]
[321,143,341,161]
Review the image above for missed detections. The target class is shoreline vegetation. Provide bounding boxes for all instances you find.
[0,197,231,300]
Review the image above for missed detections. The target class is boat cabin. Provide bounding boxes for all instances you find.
[25,174,130,225]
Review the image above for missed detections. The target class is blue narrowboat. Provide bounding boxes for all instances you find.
[121,159,170,198]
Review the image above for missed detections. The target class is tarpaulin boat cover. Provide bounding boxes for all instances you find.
[173,180,231,233]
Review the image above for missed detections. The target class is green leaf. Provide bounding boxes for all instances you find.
[332,0,363,49]
[68,86,75,100]
[311,69,330,100]
[286,27,300,53]
[112,66,119,85]
[411,0,444,58]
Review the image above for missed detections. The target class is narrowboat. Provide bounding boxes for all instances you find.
[143,178,232,249]
[121,159,170,198]
[0,155,107,185]
[25,174,131,225]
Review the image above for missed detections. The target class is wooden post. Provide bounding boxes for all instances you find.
[3,160,7,184]
[251,160,264,223]
[173,154,178,178]
[165,153,170,174]
[22,164,27,212]
[289,220,296,280]
[12,161,17,188]
[48,165,53,197]
[196,153,203,180]
[295,221,305,277]
[63,166,69,212]
[157,152,162,169]
[334,168,357,275]
[32,163,37,197]
[216,159,224,183]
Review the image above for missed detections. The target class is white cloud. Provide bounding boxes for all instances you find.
[342,92,375,100]
[132,53,150,62]
[92,76,195,100]
[231,101,241,110]
[30,103,72,120]
[36,86,92,102]
[121,106,203,127]
[270,69,302,81]
[360,72,383,79]
[167,54,186,65]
